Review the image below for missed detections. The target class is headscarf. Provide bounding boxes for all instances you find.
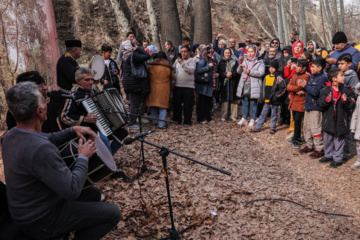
[201,47,210,59]
[222,48,236,86]
[292,40,304,58]
[243,45,259,82]
[145,45,158,57]
[121,40,133,61]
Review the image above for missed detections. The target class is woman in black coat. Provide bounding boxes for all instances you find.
[121,40,151,129]
[217,48,240,121]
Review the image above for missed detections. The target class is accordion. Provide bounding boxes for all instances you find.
[82,88,130,141]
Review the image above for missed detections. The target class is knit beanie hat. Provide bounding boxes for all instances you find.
[332,32,348,44]
[270,60,280,71]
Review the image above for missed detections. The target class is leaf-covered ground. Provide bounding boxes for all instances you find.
[1,111,359,239]
[99,112,360,239]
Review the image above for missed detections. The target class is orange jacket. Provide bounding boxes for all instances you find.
[287,72,310,112]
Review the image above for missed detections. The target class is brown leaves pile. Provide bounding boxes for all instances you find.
[98,115,360,239]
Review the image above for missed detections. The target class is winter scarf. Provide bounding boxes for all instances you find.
[121,40,133,61]
[243,45,259,82]
[292,40,304,58]
[221,48,236,86]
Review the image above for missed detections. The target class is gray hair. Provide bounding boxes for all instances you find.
[6,82,43,123]
[75,67,94,81]
[219,39,227,46]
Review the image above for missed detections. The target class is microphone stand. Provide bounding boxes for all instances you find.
[107,109,177,182]
[135,138,231,240]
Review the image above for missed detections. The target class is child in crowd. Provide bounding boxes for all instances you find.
[300,51,313,74]
[317,68,356,168]
[298,58,328,158]
[338,53,359,89]
[287,59,310,148]
[350,82,360,171]
[250,61,286,134]
[338,53,359,158]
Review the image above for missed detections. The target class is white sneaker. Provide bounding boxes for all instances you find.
[237,118,247,125]
[248,119,255,127]
[230,117,237,121]
[100,194,105,202]
[200,120,207,124]
[286,132,294,140]
[350,161,360,169]
[221,118,226,122]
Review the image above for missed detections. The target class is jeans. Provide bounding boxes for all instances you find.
[293,111,304,142]
[151,107,167,127]
[19,187,121,240]
[255,103,278,130]
[242,97,257,120]
[99,132,122,156]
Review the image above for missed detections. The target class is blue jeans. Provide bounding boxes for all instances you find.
[151,107,167,127]
[256,103,278,130]
[242,97,257,120]
[99,132,122,156]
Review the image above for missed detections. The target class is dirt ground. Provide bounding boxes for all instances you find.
[1,114,360,239]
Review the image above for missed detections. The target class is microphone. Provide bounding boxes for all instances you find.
[123,130,155,145]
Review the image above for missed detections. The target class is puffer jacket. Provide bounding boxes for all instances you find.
[236,59,265,99]
[317,83,356,137]
[259,74,287,106]
[287,71,310,112]
[303,71,328,111]
[122,47,151,94]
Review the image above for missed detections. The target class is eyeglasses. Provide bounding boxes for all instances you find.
[245,40,251,43]
[272,42,279,44]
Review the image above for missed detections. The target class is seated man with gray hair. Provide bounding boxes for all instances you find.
[60,67,123,156]
[2,81,121,239]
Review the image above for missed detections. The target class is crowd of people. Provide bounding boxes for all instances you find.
[2,28,360,240]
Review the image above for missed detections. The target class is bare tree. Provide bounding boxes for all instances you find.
[146,0,161,50]
[339,0,344,31]
[276,0,284,45]
[299,0,306,43]
[109,0,130,38]
[243,0,273,39]
[193,0,212,44]
[262,0,277,34]
[159,0,182,47]
[280,0,290,46]
[331,0,338,32]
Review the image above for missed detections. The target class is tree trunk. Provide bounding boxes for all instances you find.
[299,0,306,43]
[118,0,145,42]
[339,0,344,31]
[193,0,212,44]
[280,0,290,46]
[322,0,335,35]
[189,0,195,44]
[262,0,277,34]
[145,0,161,50]
[276,0,284,46]
[331,0,338,32]
[109,0,130,38]
[321,0,333,48]
[159,0,182,47]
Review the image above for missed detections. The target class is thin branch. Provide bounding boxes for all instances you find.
[243,0,273,39]
[305,12,325,45]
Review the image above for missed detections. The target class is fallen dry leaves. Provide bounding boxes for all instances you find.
[96,111,360,239]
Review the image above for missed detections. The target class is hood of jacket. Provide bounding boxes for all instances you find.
[344,69,357,77]
[271,37,281,52]
[307,40,317,53]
